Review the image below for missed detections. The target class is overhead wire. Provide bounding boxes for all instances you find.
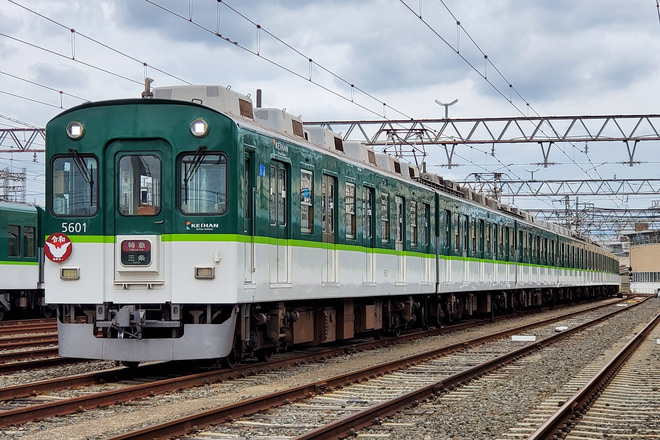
[7,0,192,86]
[145,0,413,120]
[407,0,625,211]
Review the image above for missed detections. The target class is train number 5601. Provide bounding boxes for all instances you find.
[62,222,87,233]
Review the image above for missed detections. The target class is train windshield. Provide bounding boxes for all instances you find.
[179,152,228,215]
[51,155,98,216]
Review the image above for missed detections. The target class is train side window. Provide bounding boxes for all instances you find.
[471,217,477,255]
[508,227,514,260]
[420,203,429,247]
[23,226,36,258]
[462,214,469,254]
[300,170,313,234]
[486,222,492,258]
[479,219,485,256]
[52,155,98,216]
[278,168,287,226]
[7,225,19,257]
[363,186,373,239]
[453,213,460,252]
[179,153,227,215]
[270,165,277,226]
[345,182,356,239]
[395,196,404,244]
[380,193,390,243]
[410,201,418,247]
[322,174,335,235]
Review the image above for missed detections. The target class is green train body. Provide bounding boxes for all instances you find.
[0,202,49,319]
[43,85,620,364]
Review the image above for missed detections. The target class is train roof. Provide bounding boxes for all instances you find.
[0,201,40,214]
[53,85,604,251]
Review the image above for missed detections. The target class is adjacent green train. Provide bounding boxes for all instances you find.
[43,85,620,365]
[0,202,50,319]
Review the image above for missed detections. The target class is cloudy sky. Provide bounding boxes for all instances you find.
[2,0,660,217]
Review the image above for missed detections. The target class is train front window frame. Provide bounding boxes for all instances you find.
[51,154,98,217]
[118,154,162,216]
[178,152,228,215]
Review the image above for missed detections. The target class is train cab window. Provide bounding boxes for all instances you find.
[410,201,418,247]
[345,182,356,239]
[179,153,227,215]
[300,170,313,234]
[51,155,98,216]
[119,154,161,216]
[380,193,390,243]
[23,226,35,258]
[7,225,19,257]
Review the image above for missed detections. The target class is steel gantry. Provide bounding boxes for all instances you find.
[306,114,660,240]
[306,114,660,168]
[0,128,45,153]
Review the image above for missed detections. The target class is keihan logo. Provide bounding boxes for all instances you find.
[186,221,219,231]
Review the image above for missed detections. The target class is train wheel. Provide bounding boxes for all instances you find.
[41,305,56,319]
[221,352,238,369]
[0,307,5,321]
[256,348,274,362]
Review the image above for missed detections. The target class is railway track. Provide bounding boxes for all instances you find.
[68,298,642,440]
[524,309,660,440]
[0,318,64,374]
[0,298,642,439]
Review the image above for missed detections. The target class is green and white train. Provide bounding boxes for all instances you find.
[44,85,620,365]
[0,202,49,319]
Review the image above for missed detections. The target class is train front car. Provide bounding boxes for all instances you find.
[44,92,242,363]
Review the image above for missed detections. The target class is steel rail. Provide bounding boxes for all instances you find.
[0,299,621,409]
[105,298,643,440]
[0,334,58,349]
[0,323,56,336]
[526,310,660,440]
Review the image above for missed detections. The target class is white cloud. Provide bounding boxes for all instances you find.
[2,0,660,211]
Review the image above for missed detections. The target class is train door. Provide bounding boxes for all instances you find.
[322,174,338,284]
[363,186,376,284]
[243,151,255,285]
[106,139,171,287]
[269,160,290,285]
[395,195,405,283]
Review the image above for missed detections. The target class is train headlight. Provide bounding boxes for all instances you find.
[190,118,209,137]
[66,121,85,140]
[195,266,215,279]
[60,267,80,280]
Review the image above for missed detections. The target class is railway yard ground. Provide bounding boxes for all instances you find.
[0,296,658,440]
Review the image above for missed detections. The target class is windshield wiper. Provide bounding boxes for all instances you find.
[68,148,95,205]
[183,145,207,203]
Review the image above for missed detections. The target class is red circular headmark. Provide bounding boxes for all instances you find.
[45,233,73,263]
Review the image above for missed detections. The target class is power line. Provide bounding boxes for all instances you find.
[7,0,192,86]
[145,0,414,120]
